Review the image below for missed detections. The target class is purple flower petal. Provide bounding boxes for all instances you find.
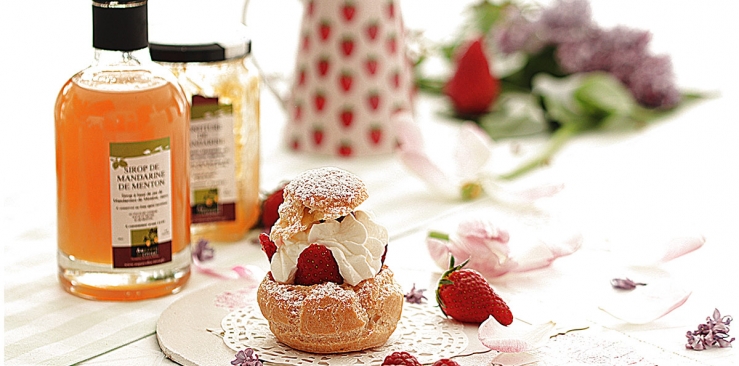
[231,348,263,366]
[404,283,427,304]
[192,238,215,262]
[686,309,735,350]
[610,278,647,290]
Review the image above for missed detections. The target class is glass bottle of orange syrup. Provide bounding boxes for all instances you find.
[149,21,260,243]
[55,0,191,300]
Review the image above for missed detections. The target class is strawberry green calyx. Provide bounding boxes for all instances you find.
[436,255,469,318]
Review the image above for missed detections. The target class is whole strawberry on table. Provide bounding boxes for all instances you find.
[436,256,513,325]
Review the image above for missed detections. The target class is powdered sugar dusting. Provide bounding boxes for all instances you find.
[260,272,372,309]
[305,281,356,303]
[287,167,368,210]
[271,167,369,242]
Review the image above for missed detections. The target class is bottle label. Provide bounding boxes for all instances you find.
[189,96,238,224]
[109,138,173,268]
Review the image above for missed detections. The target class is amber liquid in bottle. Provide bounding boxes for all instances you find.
[56,49,191,300]
[173,60,260,243]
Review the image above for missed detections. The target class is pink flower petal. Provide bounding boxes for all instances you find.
[479,317,555,353]
[193,259,264,281]
[455,122,493,180]
[232,265,264,280]
[515,183,565,200]
[455,220,509,261]
[427,219,581,278]
[394,111,424,152]
[508,230,582,273]
[426,237,453,270]
[479,178,564,204]
[659,235,705,263]
[398,149,457,197]
[616,234,705,266]
[509,232,583,272]
[509,244,559,273]
[545,232,583,258]
[457,219,510,245]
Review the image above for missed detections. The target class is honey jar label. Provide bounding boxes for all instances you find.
[189,95,238,224]
[109,137,173,268]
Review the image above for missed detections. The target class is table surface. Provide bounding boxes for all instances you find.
[3,1,738,365]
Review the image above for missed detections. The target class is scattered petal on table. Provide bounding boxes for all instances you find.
[612,234,705,266]
[194,260,265,282]
[599,278,691,324]
[510,232,582,273]
[658,235,705,263]
[479,317,555,353]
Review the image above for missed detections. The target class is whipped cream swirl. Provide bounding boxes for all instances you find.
[270,210,388,286]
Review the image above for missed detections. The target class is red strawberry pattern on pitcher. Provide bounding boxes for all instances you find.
[286,0,414,157]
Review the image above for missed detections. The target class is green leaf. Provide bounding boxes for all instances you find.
[598,113,643,131]
[501,46,566,91]
[574,72,635,117]
[478,92,548,139]
[468,0,514,34]
[415,76,446,95]
[532,73,594,130]
[629,91,709,123]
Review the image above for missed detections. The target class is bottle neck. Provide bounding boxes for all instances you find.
[92,47,152,68]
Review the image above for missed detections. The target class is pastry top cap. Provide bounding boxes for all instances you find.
[270,167,369,242]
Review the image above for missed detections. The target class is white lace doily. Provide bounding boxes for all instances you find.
[221,303,468,365]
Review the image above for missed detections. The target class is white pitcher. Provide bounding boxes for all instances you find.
[254,0,416,157]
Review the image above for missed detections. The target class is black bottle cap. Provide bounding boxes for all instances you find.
[92,0,148,51]
[149,22,251,63]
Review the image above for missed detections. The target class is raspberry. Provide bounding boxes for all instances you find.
[432,359,460,366]
[381,351,422,366]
